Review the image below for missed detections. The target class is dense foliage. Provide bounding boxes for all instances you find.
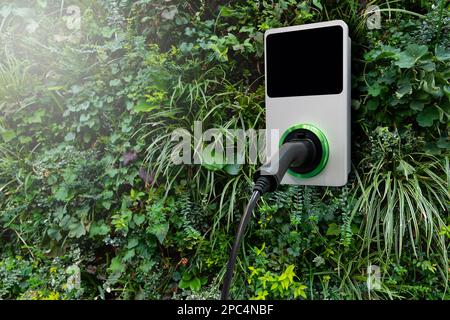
[0,0,448,300]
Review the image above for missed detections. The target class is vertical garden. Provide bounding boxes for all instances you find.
[0,0,448,300]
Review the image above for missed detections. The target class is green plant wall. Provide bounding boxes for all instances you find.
[0,0,448,300]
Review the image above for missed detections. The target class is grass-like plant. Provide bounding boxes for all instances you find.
[353,127,449,281]
[0,57,36,116]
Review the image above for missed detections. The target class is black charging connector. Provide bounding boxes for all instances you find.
[221,137,321,300]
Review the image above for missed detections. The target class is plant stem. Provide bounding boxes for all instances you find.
[434,0,446,45]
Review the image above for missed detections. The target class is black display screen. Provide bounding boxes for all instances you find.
[266,25,343,97]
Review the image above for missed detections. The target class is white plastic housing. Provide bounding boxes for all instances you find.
[264,20,351,186]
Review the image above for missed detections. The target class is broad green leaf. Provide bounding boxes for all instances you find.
[89,221,110,237]
[53,206,66,220]
[189,277,201,291]
[420,60,435,72]
[109,257,125,274]
[47,228,62,241]
[364,45,399,61]
[102,201,112,210]
[133,214,146,226]
[127,238,139,249]
[435,46,450,61]
[220,6,234,17]
[396,78,412,98]
[178,278,190,290]
[394,44,428,68]
[68,221,86,238]
[437,137,450,149]
[410,101,425,111]
[54,186,69,201]
[123,249,135,261]
[368,83,382,97]
[416,107,439,127]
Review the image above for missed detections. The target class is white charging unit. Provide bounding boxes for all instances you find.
[265,20,351,186]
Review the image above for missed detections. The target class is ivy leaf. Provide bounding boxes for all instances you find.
[394,44,428,68]
[416,107,439,127]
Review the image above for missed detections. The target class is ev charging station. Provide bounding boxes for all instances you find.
[222,20,352,300]
[264,20,351,186]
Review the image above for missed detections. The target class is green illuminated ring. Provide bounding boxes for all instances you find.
[279,124,329,179]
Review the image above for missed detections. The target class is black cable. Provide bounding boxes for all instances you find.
[221,140,318,300]
[221,190,261,300]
